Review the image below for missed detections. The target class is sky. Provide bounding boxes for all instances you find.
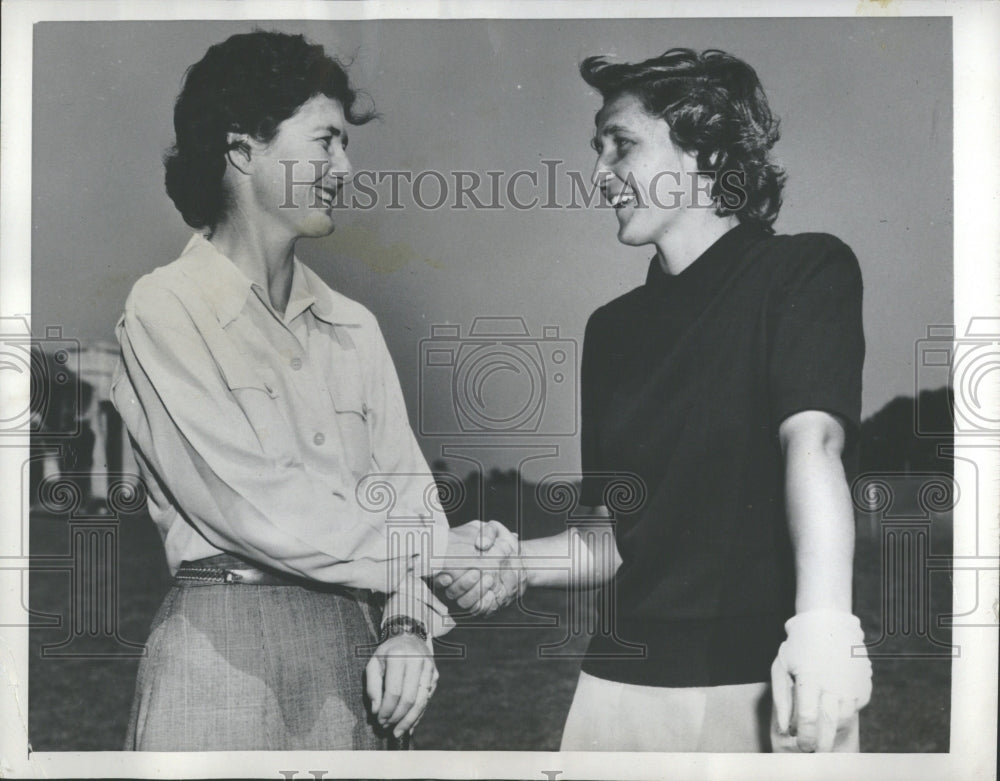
[29,17,952,474]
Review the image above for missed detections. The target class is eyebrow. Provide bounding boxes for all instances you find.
[596,123,630,137]
[316,124,348,145]
[591,121,631,150]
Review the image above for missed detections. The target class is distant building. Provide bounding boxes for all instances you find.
[32,339,137,510]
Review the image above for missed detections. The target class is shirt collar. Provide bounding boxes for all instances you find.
[644,221,765,297]
[177,233,361,327]
[283,258,318,323]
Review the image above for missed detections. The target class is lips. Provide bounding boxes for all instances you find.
[313,184,340,208]
[610,187,637,209]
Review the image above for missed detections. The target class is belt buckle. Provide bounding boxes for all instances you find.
[223,570,238,584]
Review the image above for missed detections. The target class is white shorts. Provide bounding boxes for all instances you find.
[560,671,860,752]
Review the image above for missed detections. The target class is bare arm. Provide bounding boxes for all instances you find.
[772,409,871,753]
[779,409,854,612]
[436,509,623,613]
[520,508,623,589]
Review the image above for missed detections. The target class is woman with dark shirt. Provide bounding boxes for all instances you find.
[442,47,873,752]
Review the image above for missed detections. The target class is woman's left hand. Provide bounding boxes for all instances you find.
[365,633,438,738]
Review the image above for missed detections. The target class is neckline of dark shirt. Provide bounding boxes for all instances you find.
[643,221,767,299]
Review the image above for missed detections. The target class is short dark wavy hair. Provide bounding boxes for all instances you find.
[164,30,376,230]
[580,48,786,229]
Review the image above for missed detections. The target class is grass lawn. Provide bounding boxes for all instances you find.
[28,484,951,752]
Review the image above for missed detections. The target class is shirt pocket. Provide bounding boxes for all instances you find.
[213,351,293,457]
[327,349,373,478]
[218,359,279,397]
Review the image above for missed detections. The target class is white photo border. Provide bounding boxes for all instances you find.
[1,1,997,779]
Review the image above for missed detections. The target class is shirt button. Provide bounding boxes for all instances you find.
[290,357,303,371]
[313,432,325,446]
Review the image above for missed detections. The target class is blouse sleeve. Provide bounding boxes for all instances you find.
[364,319,449,562]
[579,308,613,509]
[767,235,865,440]
[361,319,453,638]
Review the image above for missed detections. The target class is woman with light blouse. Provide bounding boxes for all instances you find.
[112,30,495,750]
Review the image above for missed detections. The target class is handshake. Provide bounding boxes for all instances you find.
[435,520,528,616]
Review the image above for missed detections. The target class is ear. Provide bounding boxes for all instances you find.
[674,145,703,175]
[225,131,253,174]
[685,149,721,191]
[681,148,718,170]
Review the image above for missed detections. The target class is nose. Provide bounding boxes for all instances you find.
[591,154,613,191]
[328,145,353,184]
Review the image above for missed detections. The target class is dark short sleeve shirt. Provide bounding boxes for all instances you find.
[578,222,865,687]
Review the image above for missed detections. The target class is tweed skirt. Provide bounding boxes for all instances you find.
[125,559,387,751]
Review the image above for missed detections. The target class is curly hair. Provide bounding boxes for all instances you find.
[164,30,376,230]
[580,48,786,229]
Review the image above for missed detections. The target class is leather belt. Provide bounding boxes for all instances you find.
[175,561,293,585]
[174,553,354,592]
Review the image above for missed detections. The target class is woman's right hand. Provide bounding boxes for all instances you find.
[436,520,525,616]
[364,632,438,738]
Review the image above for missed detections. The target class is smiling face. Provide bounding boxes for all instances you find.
[591,92,702,249]
[243,94,353,241]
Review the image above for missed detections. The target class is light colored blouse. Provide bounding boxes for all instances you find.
[112,234,450,632]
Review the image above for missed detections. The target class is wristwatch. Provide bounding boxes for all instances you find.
[379,614,429,644]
